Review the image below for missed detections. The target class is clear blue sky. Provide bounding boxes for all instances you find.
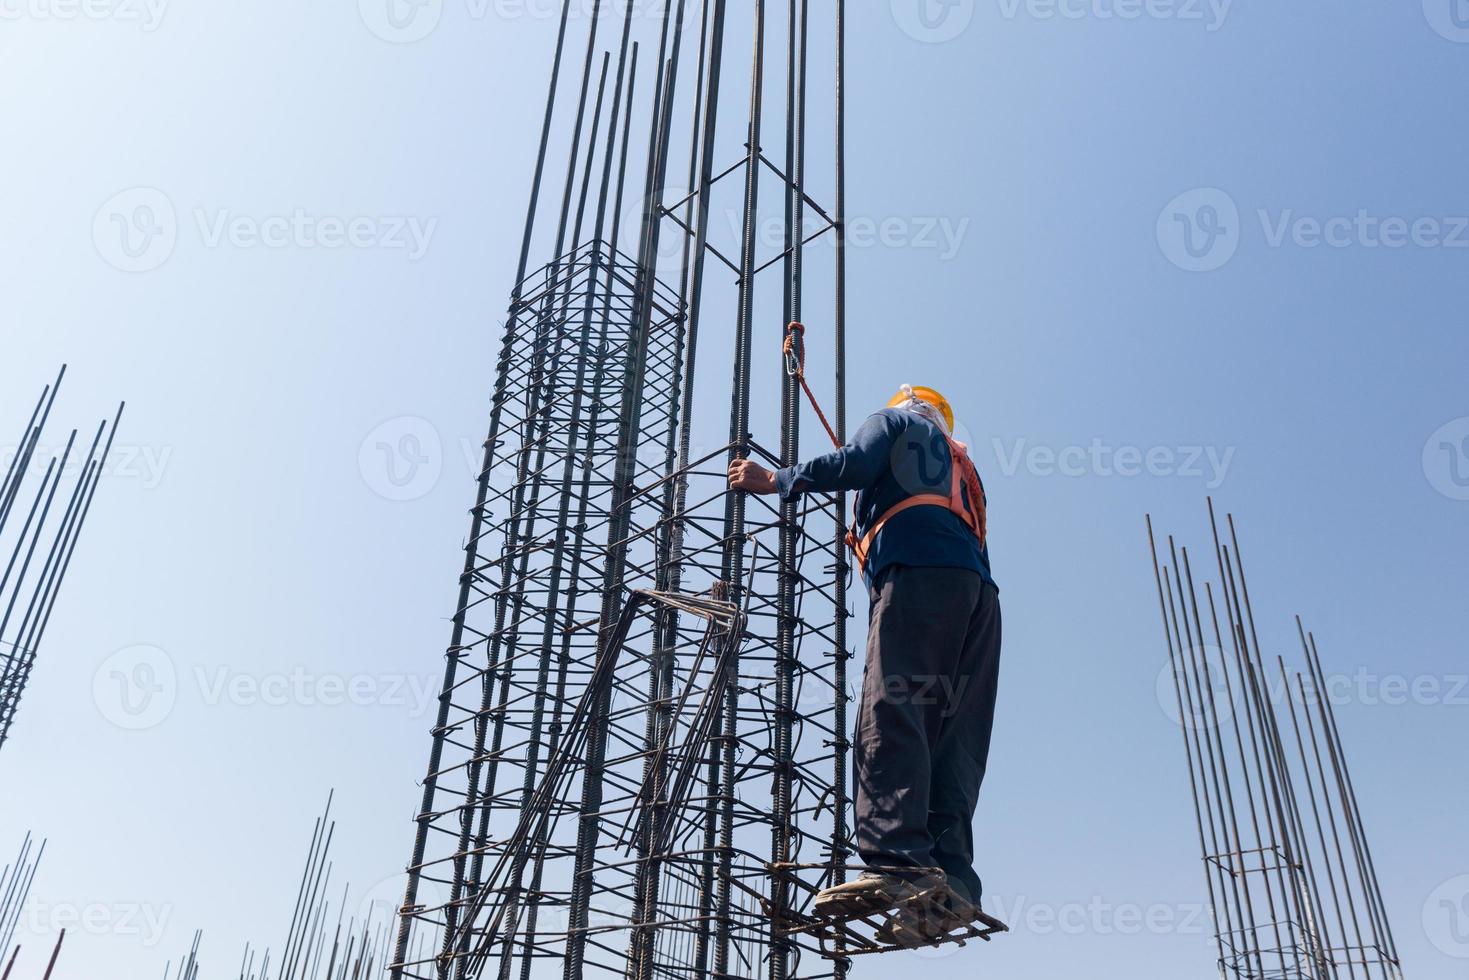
[1,1,1467,977]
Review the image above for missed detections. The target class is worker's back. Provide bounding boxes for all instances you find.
[853,408,993,591]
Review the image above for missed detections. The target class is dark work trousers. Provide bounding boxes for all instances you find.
[853,564,1003,905]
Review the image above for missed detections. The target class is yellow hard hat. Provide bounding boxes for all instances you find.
[888,385,954,432]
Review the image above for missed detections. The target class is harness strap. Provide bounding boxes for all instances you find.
[847,494,952,571]
[847,434,987,574]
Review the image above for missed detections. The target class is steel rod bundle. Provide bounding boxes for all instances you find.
[163,929,203,980]
[0,833,46,972]
[1147,502,1403,980]
[392,1,852,978]
[0,366,124,753]
[207,792,405,980]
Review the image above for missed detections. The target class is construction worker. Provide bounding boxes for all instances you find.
[727,385,1001,948]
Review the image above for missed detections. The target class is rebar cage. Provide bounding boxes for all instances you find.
[393,252,850,978]
[1148,504,1403,980]
[394,2,857,977]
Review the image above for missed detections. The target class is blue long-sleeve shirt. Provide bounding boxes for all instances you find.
[775,408,994,591]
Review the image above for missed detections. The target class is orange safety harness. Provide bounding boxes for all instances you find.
[783,321,989,575]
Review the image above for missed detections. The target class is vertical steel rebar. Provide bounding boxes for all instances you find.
[39,929,64,980]
[1304,633,1402,971]
[390,3,578,969]
[394,3,851,975]
[1150,507,1403,980]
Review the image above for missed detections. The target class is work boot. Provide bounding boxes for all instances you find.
[873,903,949,949]
[929,883,985,931]
[812,870,944,921]
[873,883,992,949]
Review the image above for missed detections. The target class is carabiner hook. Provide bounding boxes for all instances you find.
[783,320,805,377]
